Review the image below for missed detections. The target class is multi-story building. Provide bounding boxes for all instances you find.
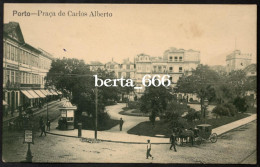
[105,58,135,80]
[3,22,54,115]
[89,61,105,71]
[226,50,252,73]
[135,48,200,95]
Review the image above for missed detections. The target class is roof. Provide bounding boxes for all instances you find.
[243,64,256,73]
[59,101,77,110]
[4,22,41,54]
[3,22,25,43]
[89,61,104,66]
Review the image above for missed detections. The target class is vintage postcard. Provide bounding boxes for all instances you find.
[2,3,257,164]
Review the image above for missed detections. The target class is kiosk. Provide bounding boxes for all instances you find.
[59,101,77,130]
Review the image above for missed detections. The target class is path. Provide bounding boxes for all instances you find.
[48,102,256,143]
[105,103,148,133]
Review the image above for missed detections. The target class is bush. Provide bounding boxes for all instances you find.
[233,97,249,113]
[128,101,140,109]
[189,98,194,102]
[223,103,237,116]
[212,105,229,117]
[212,103,237,117]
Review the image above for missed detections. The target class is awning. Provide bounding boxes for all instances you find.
[56,91,62,95]
[46,89,54,95]
[50,89,58,95]
[3,100,8,106]
[27,90,40,98]
[34,90,46,98]
[21,90,34,99]
[40,90,49,96]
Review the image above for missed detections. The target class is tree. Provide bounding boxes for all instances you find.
[177,64,220,117]
[46,58,120,123]
[139,82,172,126]
[233,97,249,113]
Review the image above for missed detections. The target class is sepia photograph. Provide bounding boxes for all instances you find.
[2,3,257,164]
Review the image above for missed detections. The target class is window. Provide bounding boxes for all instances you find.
[11,71,15,83]
[15,71,19,83]
[127,64,130,70]
[158,66,162,72]
[126,72,130,78]
[153,66,157,72]
[21,72,23,83]
[174,56,178,62]
[3,43,6,58]
[6,70,10,82]
[169,56,173,61]
[11,46,14,61]
[179,57,183,62]
[14,47,18,62]
[179,67,183,73]
[169,67,173,72]
[142,66,145,72]
[118,72,122,78]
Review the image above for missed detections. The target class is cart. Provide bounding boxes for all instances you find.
[194,124,217,145]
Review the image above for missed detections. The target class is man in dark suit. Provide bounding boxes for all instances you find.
[170,132,177,152]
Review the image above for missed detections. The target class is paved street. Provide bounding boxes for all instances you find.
[2,120,256,163]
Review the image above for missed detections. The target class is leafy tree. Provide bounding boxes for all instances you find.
[177,64,220,117]
[46,58,120,124]
[139,82,172,126]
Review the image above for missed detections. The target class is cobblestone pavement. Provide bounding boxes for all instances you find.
[2,121,256,163]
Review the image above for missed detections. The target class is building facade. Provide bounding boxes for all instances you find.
[135,48,200,95]
[104,58,135,80]
[226,50,252,73]
[3,22,54,115]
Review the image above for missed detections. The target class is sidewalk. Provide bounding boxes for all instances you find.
[3,99,67,123]
[47,113,257,144]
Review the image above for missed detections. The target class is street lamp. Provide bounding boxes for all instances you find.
[203,98,209,123]
[91,87,98,140]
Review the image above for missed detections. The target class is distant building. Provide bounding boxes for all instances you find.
[89,61,105,71]
[243,64,256,77]
[135,47,200,95]
[3,22,54,114]
[226,50,252,73]
[105,58,135,80]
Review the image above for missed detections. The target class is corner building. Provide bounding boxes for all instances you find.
[3,22,54,115]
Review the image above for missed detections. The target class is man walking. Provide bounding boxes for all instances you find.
[146,140,154,159]
[119,117,124,131]
[170,132,177,152]
[39,117,46,137]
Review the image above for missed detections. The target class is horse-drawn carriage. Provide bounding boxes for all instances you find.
[194,124,217,145]
[175,124,218,146]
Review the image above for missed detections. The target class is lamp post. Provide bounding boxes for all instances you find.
[95,86,98,140]
[203,98,209,123]
[45,86,49,123]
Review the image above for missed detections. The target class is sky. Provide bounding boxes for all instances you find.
[4,4,257,66]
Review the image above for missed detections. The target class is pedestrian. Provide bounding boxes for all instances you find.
[119,117,124,131]
[47,119,51,131]
[170,132,177,152]
[146,140,154,159]
[39,117,46,137]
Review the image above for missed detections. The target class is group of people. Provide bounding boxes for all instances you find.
[39,116,51,137]
[146,131,178,160]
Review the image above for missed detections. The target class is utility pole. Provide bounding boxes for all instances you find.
[95,86,98,139]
